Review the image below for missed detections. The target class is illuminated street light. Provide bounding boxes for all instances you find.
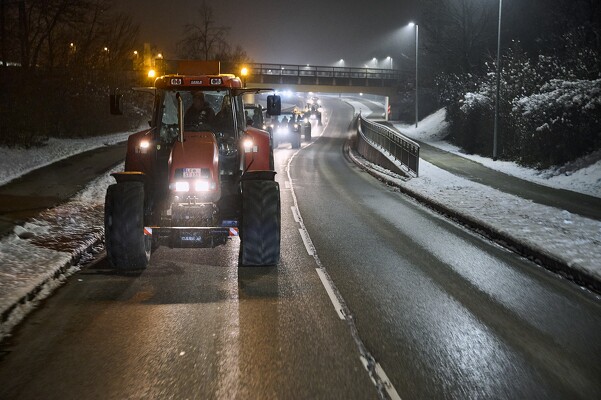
[240,67,248,87]
[408,22,418,128]
[386,56,393,69]
[493,0,503,161]
[148,69,156,78]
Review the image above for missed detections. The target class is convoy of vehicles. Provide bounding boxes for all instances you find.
[306,96,323,125]
[269,109,312,149]
[105,63,282,270]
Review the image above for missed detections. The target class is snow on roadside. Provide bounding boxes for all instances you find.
[0,162,123,340]
[0,131,132,186]
[393,109,601,198]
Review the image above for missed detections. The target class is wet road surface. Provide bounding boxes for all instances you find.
[0,100,600,399]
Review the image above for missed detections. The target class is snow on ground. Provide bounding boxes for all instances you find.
[0,129,132,339]
[343,104,601,288]
[393,109,601,198]
[0,105,600,339]
[0,131,132,186]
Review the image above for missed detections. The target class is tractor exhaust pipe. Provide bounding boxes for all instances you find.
[176,92,184,142]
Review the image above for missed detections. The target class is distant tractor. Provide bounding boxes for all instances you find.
[105,62,282,269]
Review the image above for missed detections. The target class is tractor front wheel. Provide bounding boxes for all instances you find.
[104,181,151,270]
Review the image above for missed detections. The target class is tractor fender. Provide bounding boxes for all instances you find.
[244,127,273,172]
[124,129,154,174]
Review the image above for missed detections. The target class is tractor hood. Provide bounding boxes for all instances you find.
[168,131,221,202]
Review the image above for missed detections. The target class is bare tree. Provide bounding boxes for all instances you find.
[419,0,496,74]
[1,0,138,71]
[177,1,229,60]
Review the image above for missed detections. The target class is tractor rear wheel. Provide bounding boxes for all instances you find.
[104,182,151,270]
[292,134,301,149]
[239,180,281,266]
[304,125,312,141]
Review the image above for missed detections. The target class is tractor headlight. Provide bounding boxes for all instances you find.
[304,118,309,123]
[243,137,254,153]
[195,180,210,191]
[172,181,190,192]
[137,139,151,154]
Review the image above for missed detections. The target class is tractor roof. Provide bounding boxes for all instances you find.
[154,74,242,90]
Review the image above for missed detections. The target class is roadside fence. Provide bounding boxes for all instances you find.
[356,114,420,177]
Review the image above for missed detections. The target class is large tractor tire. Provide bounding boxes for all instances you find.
[104,181,151,270]
[304,125,312,141]
[239,180,281,266]
[291,134,301,149]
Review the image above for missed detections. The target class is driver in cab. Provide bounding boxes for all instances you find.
[185,91,215,129]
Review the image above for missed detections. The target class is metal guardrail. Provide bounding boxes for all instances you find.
[357,115,420,177]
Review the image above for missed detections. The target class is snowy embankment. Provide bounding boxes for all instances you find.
[348,105,601,289]
[393,109,601,198]
[0,131,129,339]
[0,131,131,186]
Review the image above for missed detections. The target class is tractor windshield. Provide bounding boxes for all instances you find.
[157,89,237,143]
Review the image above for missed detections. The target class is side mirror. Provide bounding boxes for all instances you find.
[109,94,123,115]
[267,95,281,116]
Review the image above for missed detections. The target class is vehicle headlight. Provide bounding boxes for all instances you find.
[195,180,210,191]
[294,124,298,129]
[303,118,309,123]
[243,137,254,152]
[172,181,190,192]
[137,139,151,154]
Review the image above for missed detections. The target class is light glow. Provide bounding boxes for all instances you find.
[195,180,210,191]
[174,181,190,192]
[243,138,254,152]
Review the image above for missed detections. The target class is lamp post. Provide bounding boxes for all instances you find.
[409,22,418,127]
[240,67,248,88]
[386,56,393,69]
[493,0,503,161]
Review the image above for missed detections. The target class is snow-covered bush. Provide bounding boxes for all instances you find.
[438,33,601,166]
[512,79,601,168]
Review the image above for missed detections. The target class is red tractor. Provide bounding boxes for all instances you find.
[105,65,282,270]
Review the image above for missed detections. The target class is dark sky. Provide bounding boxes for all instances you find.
[117,0,418,68]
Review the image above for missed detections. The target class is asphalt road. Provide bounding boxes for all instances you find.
[0,99,600,399]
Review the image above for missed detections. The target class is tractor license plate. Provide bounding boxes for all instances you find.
[183,168,202,178]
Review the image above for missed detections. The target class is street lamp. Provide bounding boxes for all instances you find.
[493,0,503,161]
[240,66,248,88]
[386,56,393,69]
[408,22,418,127]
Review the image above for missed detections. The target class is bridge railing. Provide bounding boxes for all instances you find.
[356,115,420,177]
[246,63,402,86]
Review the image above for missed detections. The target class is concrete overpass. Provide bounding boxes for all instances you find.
[240,63,403,98]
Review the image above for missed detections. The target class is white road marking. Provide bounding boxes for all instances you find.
[360,356,402,400]
[298,228,314,256]
[315,268,345,320]
[285,105,402,399]
[291,206,300,223]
